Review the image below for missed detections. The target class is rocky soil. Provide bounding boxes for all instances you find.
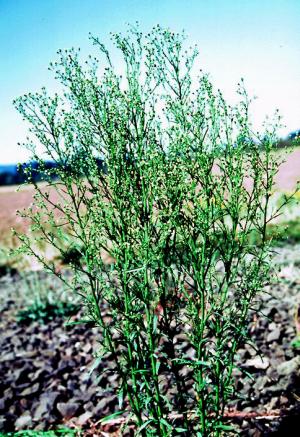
[0,245,299,436]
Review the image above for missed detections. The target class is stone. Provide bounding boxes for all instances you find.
[15,412,32,429]
[20,383,40,397]
[0,352,15,362]
[253,375,268,392]
[33,392,60,421]
[236,349,246,360]
[268,322,277,331]
[57,401,81,419]
[267,327,281,342]
[266,365,279,380]
[34,400,51,422]
[82,343,92,354]
[0,398,6,412]
[93,395,116,416]
[77,411,93,426]
[264,381,286,394]
[65,347,73,356]
[279,395,289,405]
[0,415,6,431]
[277,356,300,376]
[244,356,270,370]
[3,388,13,401]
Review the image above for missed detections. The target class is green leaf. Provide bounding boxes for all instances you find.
[99,410,125,424]
[88,356,102,375]
[171,358,210,367]
[137,419,154,432]
[159,418,172,429]
[153,314,158,334]
[118,386,125,409]
[291,337,300,349]
[215,423,236,431]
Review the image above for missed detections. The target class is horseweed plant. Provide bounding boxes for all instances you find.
[13,24,293,436]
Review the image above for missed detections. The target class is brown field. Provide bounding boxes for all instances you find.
[0,182,61,244]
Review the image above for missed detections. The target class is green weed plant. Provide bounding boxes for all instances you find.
[13,24,294,436]
[14,271,79,324]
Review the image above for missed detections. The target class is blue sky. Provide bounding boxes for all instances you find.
[0,0,299,163]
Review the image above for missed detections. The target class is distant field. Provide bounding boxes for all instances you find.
[0,147,300,246]
[0,182,47,240]
[273,146,300,191]
[0,184,34,240]
[0,182,61,254]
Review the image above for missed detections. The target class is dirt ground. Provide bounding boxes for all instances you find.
[0,244,299,435]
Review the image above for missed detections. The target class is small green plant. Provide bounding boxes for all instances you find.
[266,220,300,245]
[291,337,300,350]
[14,271,79,324]
[13,23,295,436]
[16,300,79,324]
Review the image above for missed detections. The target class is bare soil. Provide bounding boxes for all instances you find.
[0,244,299,436]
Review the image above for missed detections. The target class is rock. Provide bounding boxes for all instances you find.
[20,383,40,397]
[273,348,285,359]
[78,387,96,403]
[267,327,281,342]
[15,412,32,429]
[264,380,286,394]
[0,415,7,431]
[254,375,268,392]
[57,401,81,419]
[3,388,13,401]
[20,398,29,409]
[16,350,37,359]
[67,380,78,391]
[33,392,60,420]
[11,337,22,347]
[266,396,278,410]
[0,398,6,412]
[65,347,73,356]
[279,395,289,405]
[82,343,92,354]
[244,344,257,357]
[268,322,277,331]
[236,349,246,360]
[0,352,15,362]
[77,411,93,426]
[93,395,116,417]
[264,307,278,317]
[277,356,300,376]
[244,356,270,370]
[33,402,49,421]
[284,349,295,359]
[266,365,279,380]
